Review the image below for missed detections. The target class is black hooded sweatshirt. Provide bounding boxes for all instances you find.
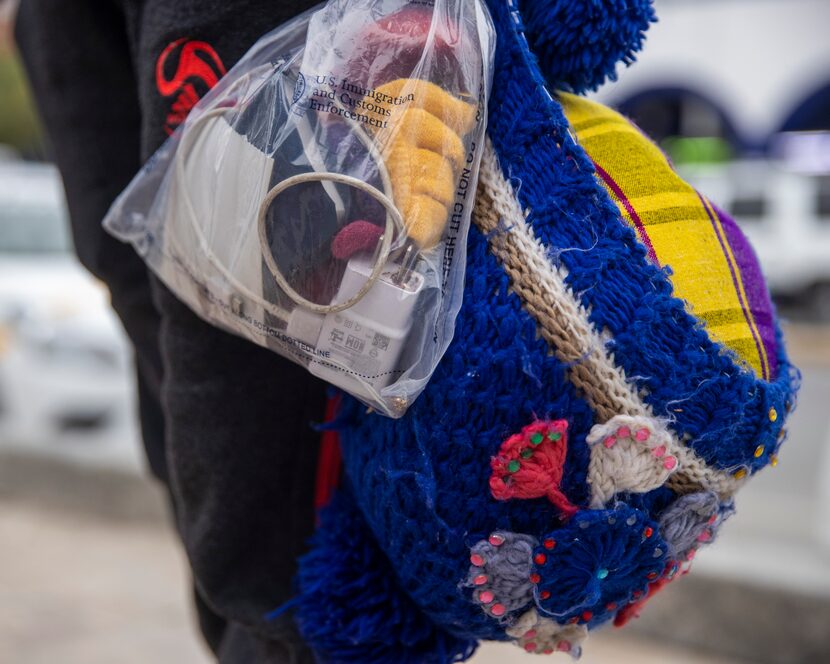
[15,2,327,661]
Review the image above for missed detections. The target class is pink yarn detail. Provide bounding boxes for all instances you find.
[331,220,384,260]
[489,420,577,517]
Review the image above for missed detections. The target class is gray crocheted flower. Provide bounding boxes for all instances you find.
[466,531,538,619]
[658,491,735,561]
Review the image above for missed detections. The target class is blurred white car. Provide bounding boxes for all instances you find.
[0,161,141,470]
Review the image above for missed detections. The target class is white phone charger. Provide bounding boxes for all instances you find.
[286,253,424,403]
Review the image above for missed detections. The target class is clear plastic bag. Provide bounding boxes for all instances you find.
[104,0,495,417]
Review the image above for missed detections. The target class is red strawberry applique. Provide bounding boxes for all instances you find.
[489,420,577,518]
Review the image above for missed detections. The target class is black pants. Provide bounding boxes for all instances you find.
[15,1,326,661]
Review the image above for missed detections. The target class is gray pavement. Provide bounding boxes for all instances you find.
[2,322,830,663]
[7,455,830,664]
[0,495,736,664]
[0,501,208,664]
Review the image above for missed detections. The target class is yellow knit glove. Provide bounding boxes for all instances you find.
[369,79,476,248]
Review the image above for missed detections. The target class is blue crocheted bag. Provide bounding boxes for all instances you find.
[287,1,800,661]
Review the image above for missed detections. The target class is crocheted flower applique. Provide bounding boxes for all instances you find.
[489,419,577,517]
[466,531,538,620]
[586,415,679,507]
[614,492,735,626]
[658,491,735,562]
[530,506,668,626]
[506,608,587,657]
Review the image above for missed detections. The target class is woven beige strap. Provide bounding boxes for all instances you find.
[473,138,742,499]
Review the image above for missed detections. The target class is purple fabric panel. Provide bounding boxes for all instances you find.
[711,203,779,379]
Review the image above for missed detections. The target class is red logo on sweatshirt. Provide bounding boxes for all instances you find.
[155,38,226,135]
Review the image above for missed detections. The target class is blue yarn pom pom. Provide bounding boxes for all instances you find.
[294,488,478,664]
[519,0,657,92]
[531,505,667,625]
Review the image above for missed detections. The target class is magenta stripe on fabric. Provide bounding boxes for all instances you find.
[592,161,659,265]
[698,194,772,380]
[709,202,779,379]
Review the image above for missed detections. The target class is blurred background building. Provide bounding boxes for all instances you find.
[599,0,830,150]
[594,0,830,319]
[1,1,829,663]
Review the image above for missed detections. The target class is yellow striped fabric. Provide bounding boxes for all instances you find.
[558,92,769,379]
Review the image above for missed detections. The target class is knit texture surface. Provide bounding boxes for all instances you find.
[293,0,800,660]
[559,92,778,381]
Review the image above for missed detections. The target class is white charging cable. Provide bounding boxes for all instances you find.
[170,64,406,318]
[257,170,404,314]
